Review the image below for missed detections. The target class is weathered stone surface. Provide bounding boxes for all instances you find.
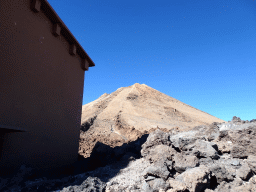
[231,145,248,158]
[143,163,171,180]
[169,133,198,150]
[183,140,219,159]
[232,116,242,123]
[147,178,170,191]
[236,162,253,181]
[193,123,220,142]
[144,144,175,164]
[141,181,154,192]
[216,140,233,153]
[167,179,187,192]
[174,166,213,192]
[142,144,175,180]
[173,153,199,173]
[214,176,256,192]
[60,177,106,192]
[2,117,256,192]
[246,155,256,174]
[199,157,215,166]
[210,165,234,183]
[141,130,171,157]
[217,123,256,159]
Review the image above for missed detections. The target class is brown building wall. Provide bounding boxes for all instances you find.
[0,0,94,174]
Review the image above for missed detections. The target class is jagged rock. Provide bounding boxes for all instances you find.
[168,130,199,151]
[144,144,175,164]
[216,140,233,154]
[142,145,175,180]
[209,164,234,183]
[141,130,171,157]
[173,153,199,173]
[246,155,256,174]
[2,118,256,192]
[193,123,220,141]
[183,140,219,159]
[143,163,171,180]
[249,175,256,185]
[231,145,248,159]
[60,177,106,192]
[141,181,154,192]
[216,124,256,160]
[236,162,253,181]
[214,176,256,192]
[214,180,241,192]
[232,116,242,123]
[198,157,215,166]
[217,130,230,141]
[104,158,150,192]
[173,165,213,192]
[147,178,170,191]
[232,182,256,192]
[167,179,187,192]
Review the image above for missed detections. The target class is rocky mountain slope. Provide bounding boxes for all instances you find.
[1,117,255,191]
[79,83,225,158]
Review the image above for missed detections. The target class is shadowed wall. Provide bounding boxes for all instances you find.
[0,0,94,175]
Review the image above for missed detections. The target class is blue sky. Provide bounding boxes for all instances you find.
[48,0,256,122]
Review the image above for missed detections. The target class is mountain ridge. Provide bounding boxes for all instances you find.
[86,83,218,121]
[80,83,225,158]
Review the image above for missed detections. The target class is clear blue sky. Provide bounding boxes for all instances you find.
[48,0,256,122]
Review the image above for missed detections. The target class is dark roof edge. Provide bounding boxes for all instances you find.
[41,0,95,67]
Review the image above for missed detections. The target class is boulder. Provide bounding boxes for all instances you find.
[61,177,106,192]
[231,145,248,159]
[167,179,187,192]
[183,140,219,159]
[246,155,256,174]
[214,176,256,192]
[232,116,241,123]
[147,178,170,191]
[174,166,213,192]
[232,177,256,192]
[216,140,233,154]
[143,163,171,180]
[144,145,176,164]
[173,153,199,173]
[141,181,154,192]
[142,144,175,180]
[209,164,234,183]
[2,119,256,192]
[169,131,199,151]
[141,130,171,157]
[236,162,253,181]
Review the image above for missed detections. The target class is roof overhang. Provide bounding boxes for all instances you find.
[33,0,95,68]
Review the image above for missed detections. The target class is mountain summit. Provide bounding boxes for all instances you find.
[80,83,225,157]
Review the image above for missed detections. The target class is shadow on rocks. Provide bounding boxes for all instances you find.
[87,134,149,171]
[0,134,149,192]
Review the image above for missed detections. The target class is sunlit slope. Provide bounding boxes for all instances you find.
[81,83,226,132]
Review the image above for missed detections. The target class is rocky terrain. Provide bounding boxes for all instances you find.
[79,83,225,158]
[1,116,256,192]
[1,84,254,191]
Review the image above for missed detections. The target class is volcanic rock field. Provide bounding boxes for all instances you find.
[1,83,255,192]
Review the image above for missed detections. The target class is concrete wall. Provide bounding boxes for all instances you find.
[0,0,94,174]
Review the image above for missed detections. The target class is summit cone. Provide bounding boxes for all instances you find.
[79,83,225,157]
